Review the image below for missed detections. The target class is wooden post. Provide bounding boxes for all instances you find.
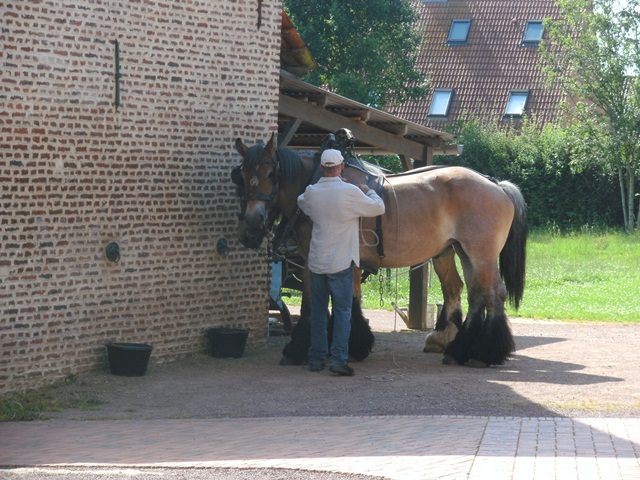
[407,264,430,329]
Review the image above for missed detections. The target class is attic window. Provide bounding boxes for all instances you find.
[505,90,529,117]
[522,20,543,46]
[428,89,454,117]
[447,20,471,45]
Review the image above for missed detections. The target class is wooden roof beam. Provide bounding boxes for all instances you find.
[279,94,445,158]
[326,108,371,122]
[278,118,303,147]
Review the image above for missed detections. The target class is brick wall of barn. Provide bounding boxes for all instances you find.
[1,0,282,394]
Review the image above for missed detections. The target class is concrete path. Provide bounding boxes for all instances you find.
[1,415,639,479]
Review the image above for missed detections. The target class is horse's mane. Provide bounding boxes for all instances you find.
[276,147,306,184]
[242,143,307,185]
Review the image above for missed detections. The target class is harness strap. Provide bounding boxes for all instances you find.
[272,160,318,255]
[272,206,307,254]
[374,176,385,259]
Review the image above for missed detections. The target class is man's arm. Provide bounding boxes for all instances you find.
[355,186,385,216]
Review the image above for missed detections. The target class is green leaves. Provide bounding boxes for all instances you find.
[283,0,428,108]
[540,0,640,230]
[436,119,621,229]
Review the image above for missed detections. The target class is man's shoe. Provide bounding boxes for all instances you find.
[329,364,354,376]
[309,362,325,372]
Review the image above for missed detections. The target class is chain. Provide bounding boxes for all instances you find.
[378,271,385,307]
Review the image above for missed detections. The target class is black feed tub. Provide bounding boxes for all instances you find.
[106,342,153,376]
[206,328,249,358]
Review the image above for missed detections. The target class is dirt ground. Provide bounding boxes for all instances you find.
[48,310,640,421]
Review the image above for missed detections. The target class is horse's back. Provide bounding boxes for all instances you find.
[384,166,514,218]
[359,166,516,267]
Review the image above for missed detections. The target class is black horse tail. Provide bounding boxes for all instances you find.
[498,180,528,310]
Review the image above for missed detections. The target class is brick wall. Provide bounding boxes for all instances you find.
[1,0,282,394]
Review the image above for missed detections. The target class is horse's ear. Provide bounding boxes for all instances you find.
[231,166,243,186]
[320,133,335,151]
[235,138,248,157]
[263,133,277,160]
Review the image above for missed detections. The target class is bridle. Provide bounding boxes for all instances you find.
[232,149,281,227]
[231,140,320,254]
[246,157,280,204]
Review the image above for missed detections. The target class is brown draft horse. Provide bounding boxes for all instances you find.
[232,133,527,368]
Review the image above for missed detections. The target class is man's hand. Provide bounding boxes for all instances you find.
[358,184,370,194]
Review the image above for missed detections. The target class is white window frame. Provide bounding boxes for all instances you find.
[522,20,544,45]
[428,89,455,117]
[447,19,471,44]
[504,90,529,117]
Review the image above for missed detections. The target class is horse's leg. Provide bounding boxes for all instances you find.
[279,264,375,364]
[424,247,463,353]
[347,268,375,361]
[280,265,312,365]
[441,245,483,365]
[443,249,514,367]
[467,263,514,367]
[280,221,317,366]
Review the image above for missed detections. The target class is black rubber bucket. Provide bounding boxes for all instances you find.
[206,328,249,358]
[106,342,153,376]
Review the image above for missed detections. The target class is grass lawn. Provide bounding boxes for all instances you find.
[286,230,640,323]
[507,230,640,322]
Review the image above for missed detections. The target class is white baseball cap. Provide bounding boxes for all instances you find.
[320,149,344,167]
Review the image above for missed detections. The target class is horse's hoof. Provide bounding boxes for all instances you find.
[442,354,461,366]
[278,356,299,366]
[423,345,444,353]
[468,358,489,368]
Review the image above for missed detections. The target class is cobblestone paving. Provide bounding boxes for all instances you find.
[1,416,639,479]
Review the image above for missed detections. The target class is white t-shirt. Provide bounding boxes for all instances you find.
[297,177,385,274]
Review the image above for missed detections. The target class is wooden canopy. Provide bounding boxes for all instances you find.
[278,70,460,170]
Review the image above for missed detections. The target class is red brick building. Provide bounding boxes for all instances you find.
[1,2,459,395]
[1,0,282,394]
[391,0,565,129]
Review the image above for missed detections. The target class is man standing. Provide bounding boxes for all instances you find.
[297,149,385,376]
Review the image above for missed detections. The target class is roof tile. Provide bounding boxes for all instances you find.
[391,0,565,127]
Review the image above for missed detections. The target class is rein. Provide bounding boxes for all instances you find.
[271,157,320,254]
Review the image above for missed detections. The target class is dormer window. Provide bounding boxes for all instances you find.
[522,20,543,46]
[505,90,529,117]
[447,19,471,45]
[428,89,454,117]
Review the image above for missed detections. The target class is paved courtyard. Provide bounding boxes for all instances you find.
[2,311,640,479]
[1,415,639,479]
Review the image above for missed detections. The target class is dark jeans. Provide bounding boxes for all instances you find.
[308,265,354,366]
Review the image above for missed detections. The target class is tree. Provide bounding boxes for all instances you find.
[540,0,640,231]
[283,0,429,108]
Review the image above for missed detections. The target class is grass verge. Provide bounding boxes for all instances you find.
[283,230,640,323]
[0,375,102,421]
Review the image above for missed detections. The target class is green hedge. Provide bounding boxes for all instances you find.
[435,120,622,229]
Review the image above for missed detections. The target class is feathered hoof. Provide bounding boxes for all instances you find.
[424,344,444,353]
[442,354,462,366]
[424,331,446,353]
[467,358,489,368]
[278,356,300,366]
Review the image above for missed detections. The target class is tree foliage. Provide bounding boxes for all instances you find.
[283,0,429,108]
[539,0,640,231]
[436,119,621,230]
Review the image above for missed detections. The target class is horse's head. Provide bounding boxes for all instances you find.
[232,134,280,249]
